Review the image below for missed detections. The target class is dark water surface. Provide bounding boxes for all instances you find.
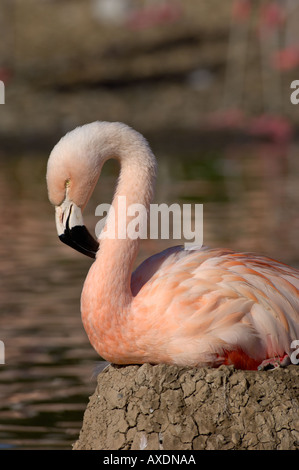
[0,138,299,449]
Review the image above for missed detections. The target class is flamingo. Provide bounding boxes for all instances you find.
[46,121,299,370]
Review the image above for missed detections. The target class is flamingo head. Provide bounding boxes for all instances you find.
[46,124,101,259]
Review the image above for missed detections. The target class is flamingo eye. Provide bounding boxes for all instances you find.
[65,178,71,188]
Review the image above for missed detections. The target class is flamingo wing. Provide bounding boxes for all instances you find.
[131,246,299,369]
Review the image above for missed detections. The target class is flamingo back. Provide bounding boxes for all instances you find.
[131,246,299,369]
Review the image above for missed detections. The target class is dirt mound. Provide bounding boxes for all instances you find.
[73,363,299,450]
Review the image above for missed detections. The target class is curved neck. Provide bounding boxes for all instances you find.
[84,122,157,310]
[98,158,156,303]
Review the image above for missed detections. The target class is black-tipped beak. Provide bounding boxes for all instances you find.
[56,202,99,259]
[59,224,99,259]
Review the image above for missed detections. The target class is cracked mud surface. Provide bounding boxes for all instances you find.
[73,363,299,450]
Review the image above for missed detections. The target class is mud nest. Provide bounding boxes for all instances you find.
[73,363,299,450]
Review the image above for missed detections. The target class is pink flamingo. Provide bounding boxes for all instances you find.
[126,1,182,31]
[46,122,299,370]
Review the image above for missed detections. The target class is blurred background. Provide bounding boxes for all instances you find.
[0,0,299,449]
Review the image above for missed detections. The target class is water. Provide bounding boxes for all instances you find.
[0,138,299,449]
